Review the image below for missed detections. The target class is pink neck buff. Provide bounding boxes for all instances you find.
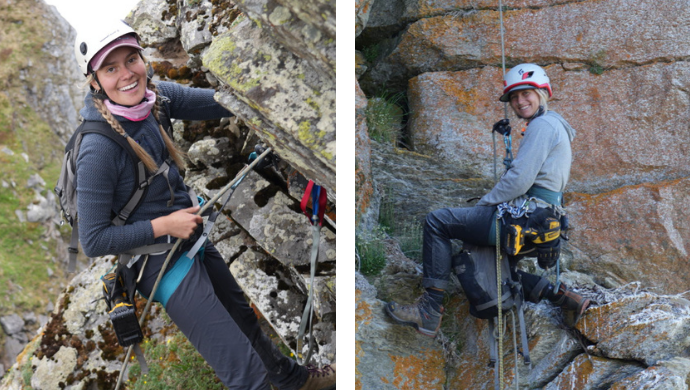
[104,88,157,121]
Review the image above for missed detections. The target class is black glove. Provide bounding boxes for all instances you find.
[249,144,279,170]
[492,119,511,136]
[536,239,560,269]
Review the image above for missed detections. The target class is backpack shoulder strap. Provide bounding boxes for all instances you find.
[75,121,150,226]
[156,97,174,139]
[65,121,150,274]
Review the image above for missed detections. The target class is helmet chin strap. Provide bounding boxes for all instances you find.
[517,105,545,121]
[90,74,110,100]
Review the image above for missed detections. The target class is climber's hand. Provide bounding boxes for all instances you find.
[492,119,511,136]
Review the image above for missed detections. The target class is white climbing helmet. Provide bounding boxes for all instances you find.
[74,20,142,77]
[499,63,552,102]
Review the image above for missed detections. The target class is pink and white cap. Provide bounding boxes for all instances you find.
[88,35,143,73]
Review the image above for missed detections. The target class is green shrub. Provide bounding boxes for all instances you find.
[396,220,423,262]
[356,228,388,276]
[378,187,423,262]
[365,94,405,145]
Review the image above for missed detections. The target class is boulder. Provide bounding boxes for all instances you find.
[204,17,336,195]
[370,0,690,90]
[355,80,379,231]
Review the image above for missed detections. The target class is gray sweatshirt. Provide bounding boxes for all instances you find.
[476,111,576,206]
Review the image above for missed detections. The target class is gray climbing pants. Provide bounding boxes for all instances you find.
[136,242,308,389]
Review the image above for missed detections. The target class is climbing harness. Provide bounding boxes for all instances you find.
[296,180,328,365]
[114,147,274,390]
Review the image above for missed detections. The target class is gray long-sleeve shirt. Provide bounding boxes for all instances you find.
[76,81,231,257]
[476,111,576,206]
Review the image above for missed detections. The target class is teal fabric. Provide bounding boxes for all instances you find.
[527,185,563,206]
[152,251,194,308]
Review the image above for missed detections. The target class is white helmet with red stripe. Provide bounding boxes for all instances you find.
[499,63,552,102]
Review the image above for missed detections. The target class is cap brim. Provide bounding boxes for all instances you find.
[89,37,143,73]
[499,85,536,102]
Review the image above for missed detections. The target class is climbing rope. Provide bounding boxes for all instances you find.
[495,217,504,390]
[495,2,509,384]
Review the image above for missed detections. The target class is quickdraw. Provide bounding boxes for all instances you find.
[296,180,327,365]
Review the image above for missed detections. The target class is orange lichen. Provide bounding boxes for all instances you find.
[355,341,365,389]
[389,349,445,390]
[355,290,373,332]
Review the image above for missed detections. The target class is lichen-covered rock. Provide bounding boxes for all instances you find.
[1,256,148,389]
[230,248,334,365]
[228,172,335,267]
[179,0,214,53]
[608,357,690,390]
[576,293,690,366]
[204,17,336,195]
[31,346,78,390]
[371,141,492,224]
[187,137,233,167]
[371,0,690,89]
[235,0,335,79]
[567,179,690,294]
[355,80,379,231]
[356,277,447,390]
[407,63,690,194]
[127,0,178,46]
[356,0,375,37]
[544,354,644,390]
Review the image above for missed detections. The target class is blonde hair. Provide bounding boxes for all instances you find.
[85,73,186,173]
[534,88,550,112]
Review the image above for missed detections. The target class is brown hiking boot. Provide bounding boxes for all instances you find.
[298,363,336,390]
[384,293,444,338]
[551,283,590,320]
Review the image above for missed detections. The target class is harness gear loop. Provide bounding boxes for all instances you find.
[296,180,327,365]
[114,147,273,390]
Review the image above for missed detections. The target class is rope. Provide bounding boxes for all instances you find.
[498,0,508,118]
[114,148,273,390]
[510,311,519,390]
[495,217,504,390]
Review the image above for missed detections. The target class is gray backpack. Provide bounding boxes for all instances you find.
[453,244,531,367]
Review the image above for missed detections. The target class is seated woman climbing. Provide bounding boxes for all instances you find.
[385,63,590,337]
[73,19,335,389]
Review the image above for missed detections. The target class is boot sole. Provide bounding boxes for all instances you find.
[384,304,439,338]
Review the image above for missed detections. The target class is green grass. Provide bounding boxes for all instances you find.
[0,0,68,317]
[378,188,424,262]
[127,332,225,390]
[0,99,65,315]
[365,93,405,145]
[588,49,608,75]
[362,43,380,63]
[356,227,388,276]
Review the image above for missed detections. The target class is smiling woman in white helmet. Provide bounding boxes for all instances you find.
[72,20,335,390]
[385,63,590,338]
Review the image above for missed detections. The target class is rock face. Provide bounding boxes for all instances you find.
[356,0,690,388]
[1,0,336,388]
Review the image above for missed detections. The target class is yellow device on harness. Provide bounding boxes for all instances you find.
[102,271,144,347]
[504,214,561,256]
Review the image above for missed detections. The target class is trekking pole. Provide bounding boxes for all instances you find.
[114,147,273,390]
